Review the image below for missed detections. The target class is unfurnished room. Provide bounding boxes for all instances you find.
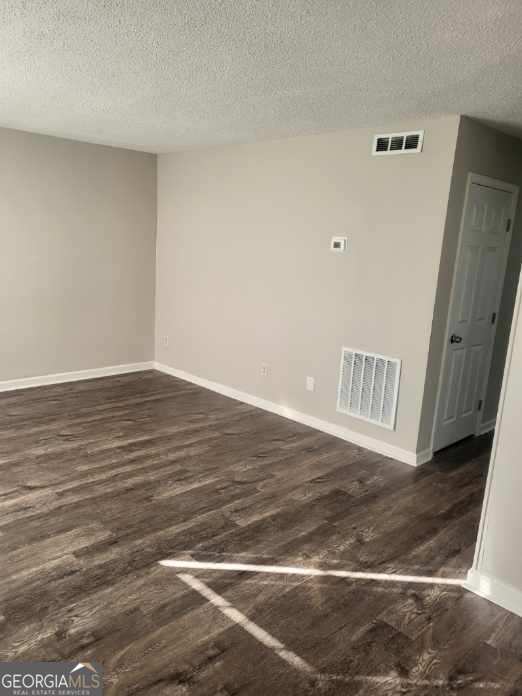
[1,2,522,695]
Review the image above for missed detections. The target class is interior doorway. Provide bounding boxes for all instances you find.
[432,173,519,453]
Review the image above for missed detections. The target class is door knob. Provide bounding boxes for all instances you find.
[450,334,463,344]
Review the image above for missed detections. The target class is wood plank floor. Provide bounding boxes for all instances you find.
[1,370,521,695]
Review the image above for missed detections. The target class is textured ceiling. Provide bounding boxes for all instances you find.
[1,0,522,153]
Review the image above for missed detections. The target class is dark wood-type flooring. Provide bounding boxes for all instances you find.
[1,371,521,695]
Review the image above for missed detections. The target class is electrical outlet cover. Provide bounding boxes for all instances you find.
[330,236,347,253]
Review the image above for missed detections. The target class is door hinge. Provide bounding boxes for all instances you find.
[507,218,512,232]
[491,312,497,325]
[478,399,483,411]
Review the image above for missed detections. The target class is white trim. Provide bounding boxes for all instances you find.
[469,173,520,196]
[465,569,522,618]
[154,361,429,467]
[0,362,154,392]
[477,418,496,435]
[431,172,519,453]
[415,447,433,466]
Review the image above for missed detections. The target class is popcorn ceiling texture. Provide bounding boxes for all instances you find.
[1,0,521,152]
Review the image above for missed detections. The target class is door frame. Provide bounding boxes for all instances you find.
[430,172,519,453]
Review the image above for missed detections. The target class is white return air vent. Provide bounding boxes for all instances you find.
[372,130,424,156]
[337,348,401,430]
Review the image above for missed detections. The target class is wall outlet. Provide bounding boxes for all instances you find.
[261,363,270,377]
[330,236,347,253]
[306,376,315,392]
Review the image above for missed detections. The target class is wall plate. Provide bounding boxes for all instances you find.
[330,236,347,253]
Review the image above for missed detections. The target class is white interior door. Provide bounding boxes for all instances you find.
[433,179,516,452]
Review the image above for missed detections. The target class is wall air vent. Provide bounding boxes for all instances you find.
[372,130,423,156]
[337,348,401,430]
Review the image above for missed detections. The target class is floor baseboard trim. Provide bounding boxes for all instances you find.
[154,362,424,467]
[465,569,522,618]
[478,418,496,435]
[415,448,434,466]
[0,362,154,393]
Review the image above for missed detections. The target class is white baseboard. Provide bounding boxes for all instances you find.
[0,361,154,393]
[478,418,496,435]
[465,568,522,618]
[154,362,429,467]
[415,448,434,466]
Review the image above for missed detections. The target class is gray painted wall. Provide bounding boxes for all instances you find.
[4,116,518,463]
[0,128,157,380]
[155,116,460,454]
[418,118,522,452]
[474,268,522,601]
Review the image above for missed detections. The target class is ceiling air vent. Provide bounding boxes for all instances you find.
[337,348,401,429]
[372,130,423,156]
